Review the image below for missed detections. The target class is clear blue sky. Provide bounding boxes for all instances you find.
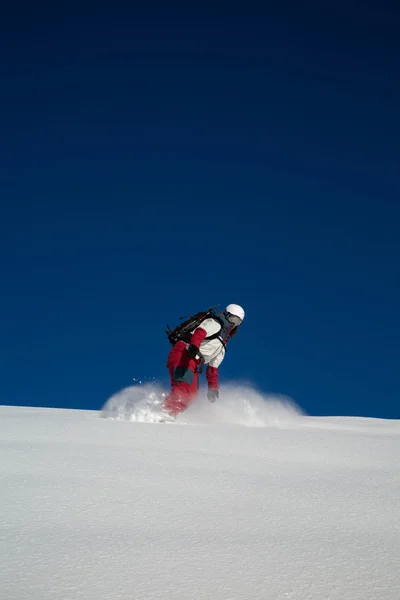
[1,2,399,418]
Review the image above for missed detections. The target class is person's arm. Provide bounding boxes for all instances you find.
[187,327,207,357]
[205,346,226,400]
[206,366,219,401]
[187,317,221,357]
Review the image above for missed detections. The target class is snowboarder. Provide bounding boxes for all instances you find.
[161,304,245,420]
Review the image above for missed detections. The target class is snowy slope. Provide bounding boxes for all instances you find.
[1,389,400,600]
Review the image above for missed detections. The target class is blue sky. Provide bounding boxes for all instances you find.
[1,2,399,418]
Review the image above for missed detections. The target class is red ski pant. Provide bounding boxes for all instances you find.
[163,341,201,416]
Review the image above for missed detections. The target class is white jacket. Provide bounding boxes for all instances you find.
[191,318,226,368]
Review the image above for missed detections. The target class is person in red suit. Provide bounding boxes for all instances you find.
[161,304,245,420]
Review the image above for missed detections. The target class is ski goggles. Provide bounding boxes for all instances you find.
[227,314,243,326]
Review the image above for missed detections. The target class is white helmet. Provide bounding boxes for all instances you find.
[225,303,245,325]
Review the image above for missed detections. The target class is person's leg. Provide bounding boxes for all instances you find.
[163,342,199,416]
[182,369,199,410]
[163,381,192,416]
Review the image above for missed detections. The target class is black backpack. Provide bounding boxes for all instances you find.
[166,306,218,346]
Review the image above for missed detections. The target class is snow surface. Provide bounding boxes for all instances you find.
[1,384,400,600]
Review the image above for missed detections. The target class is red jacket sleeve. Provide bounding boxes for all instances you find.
[190,327,207,348]
[206,365,219,390]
